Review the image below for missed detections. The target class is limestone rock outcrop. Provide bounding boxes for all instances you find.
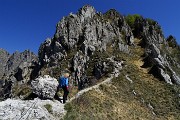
[31,75,59,99]
[0,98,65,120]
[38,5,134,89]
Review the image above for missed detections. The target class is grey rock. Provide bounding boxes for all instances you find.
[78,5,96,22]
[158,68,172,85]
[143,23,165,47]
[38,38,66,66]
[132,90,137,96]
[154,57,165,69]
[125,75,133,83]
[107,57,124,77]
[72,52,88,89]
[149,44,160,58]
[118,43,129,53]
[31,75,59,99]
[171,72,180,85]
[148,103,154,110]
[145,44,176,84]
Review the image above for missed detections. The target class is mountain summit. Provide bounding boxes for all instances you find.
[0,5,180,119]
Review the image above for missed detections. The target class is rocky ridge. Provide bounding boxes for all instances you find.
[0,5,180,119]
[0,49,37,81]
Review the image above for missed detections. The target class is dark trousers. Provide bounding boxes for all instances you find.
[62,86,69,103]
[54,87,61,101]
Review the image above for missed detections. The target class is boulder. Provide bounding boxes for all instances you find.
[31,75,59,99]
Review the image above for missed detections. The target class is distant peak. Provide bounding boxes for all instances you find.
[78,5,96,18]
[81,4,95,10]
[0,48,10,56]
[104,8,122,20]
[0,48,8,53]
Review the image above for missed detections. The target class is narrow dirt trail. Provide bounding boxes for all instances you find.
[68,75,114,102]
[132,38,149,74]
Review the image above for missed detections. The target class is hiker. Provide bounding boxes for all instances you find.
[60,73,70,103]
[55,73,70,103]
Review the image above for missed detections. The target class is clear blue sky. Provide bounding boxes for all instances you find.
[0,0,179,54]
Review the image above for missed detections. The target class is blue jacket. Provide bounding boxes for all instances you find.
[59,77,68,87]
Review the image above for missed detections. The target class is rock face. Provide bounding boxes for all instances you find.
[130,16,180,85]
[31,75,59,99]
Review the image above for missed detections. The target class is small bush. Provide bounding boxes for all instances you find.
[125,14,142,28]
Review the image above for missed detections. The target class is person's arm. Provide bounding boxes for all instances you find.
[66,78,69,89]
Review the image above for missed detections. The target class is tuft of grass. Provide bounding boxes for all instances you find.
[44,104,53,113]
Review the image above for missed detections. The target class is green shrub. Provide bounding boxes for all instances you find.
[125,14,142,28]
[146,18,156,25]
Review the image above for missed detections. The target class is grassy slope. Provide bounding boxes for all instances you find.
[64,39,180,120]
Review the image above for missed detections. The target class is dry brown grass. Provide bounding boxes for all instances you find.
[133,59,149,74]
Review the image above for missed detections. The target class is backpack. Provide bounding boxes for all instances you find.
[59,76,66,88]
